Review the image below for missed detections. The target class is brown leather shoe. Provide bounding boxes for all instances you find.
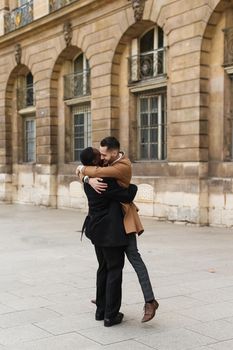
[141,300,159,323]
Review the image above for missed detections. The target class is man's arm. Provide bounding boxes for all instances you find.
[82,165,122,180]
[76,167,108,194]
[100,178,137,203]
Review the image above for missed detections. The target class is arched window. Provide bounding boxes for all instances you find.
[128,26,167,160]
[17,71,36,163]
[129,26,166,82]
[140,27,164,77]
[64,53,90,100]
[26,72,34,107]
[63,53,91,162]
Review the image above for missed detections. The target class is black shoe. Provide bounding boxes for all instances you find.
[104,312,124,327]
[95,311,104,321]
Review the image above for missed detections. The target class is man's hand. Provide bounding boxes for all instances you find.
[89,178,108,194]
[76,165,84,176]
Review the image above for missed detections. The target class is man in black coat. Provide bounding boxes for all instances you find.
[80,147,137,327]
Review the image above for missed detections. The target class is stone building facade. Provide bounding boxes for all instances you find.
[0,0,233,227]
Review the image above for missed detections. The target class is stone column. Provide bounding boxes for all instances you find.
[0,81,12,203]
[0,0,9,36]
[34,78,58,207]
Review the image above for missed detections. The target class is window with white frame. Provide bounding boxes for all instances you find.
[24,116,36,162]
[73,53,90,96]
[138,92,167,160]
[64,53,90,100]
[130,26,166,82]
[26,72,34,107]
[17,71,34,110]
[72,104,91,161]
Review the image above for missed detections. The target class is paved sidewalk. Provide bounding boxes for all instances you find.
[0,204,233,349]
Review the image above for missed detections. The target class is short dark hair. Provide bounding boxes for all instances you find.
[100,136,120,150]
[80,147,95,165]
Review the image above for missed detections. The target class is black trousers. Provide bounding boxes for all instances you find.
[94,245,125,320]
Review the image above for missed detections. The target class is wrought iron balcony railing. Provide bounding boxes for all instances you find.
[63,70,91,100]
[223,26,233,67]
[17,84,35,110]
[4,0,33,34]
[128,47,167,83]
[49,0,76,12]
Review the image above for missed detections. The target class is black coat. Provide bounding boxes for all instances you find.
[82,178,137,247]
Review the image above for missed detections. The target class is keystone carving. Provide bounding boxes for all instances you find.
[15,43,22,65]
[63,21,72,47]
[128,0,146,22]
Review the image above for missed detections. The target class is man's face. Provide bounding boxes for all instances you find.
[99,146,118,165]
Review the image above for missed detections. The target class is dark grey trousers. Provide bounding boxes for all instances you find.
[95,245,125,320]
[125,234,155,303]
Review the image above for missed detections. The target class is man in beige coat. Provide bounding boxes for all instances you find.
[77,136,159,322]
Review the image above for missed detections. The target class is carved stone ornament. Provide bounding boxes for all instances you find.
[128,0,146,22]
[63,21,72,47]
[15,43,22,65]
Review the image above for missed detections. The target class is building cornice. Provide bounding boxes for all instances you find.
[0,0,125,48]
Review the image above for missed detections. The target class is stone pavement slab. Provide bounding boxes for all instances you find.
[136,328,215,350]
[0,203,233,350]
[0,308,60,329]
[207,339,233,350]
[176,301,233,322]
[7,333,103,350]
[0,324,50,346]
[186,319,233,341]
[34,312,103,335]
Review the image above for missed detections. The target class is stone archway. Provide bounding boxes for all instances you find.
[5,64,30,167]
[50,45,82,165]
[200,0,233,162]
[110,20,157,158]
[50,45,90,208]
[4,64,34,203]
[200,0,233,226]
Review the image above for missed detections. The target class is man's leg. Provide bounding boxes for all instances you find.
[94,246,107,319]
[125,234,159,322]
[101,246,125,324]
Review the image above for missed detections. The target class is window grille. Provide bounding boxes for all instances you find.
[138,93,167,160]
[72,104,91,161]
[24,117,36,162]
